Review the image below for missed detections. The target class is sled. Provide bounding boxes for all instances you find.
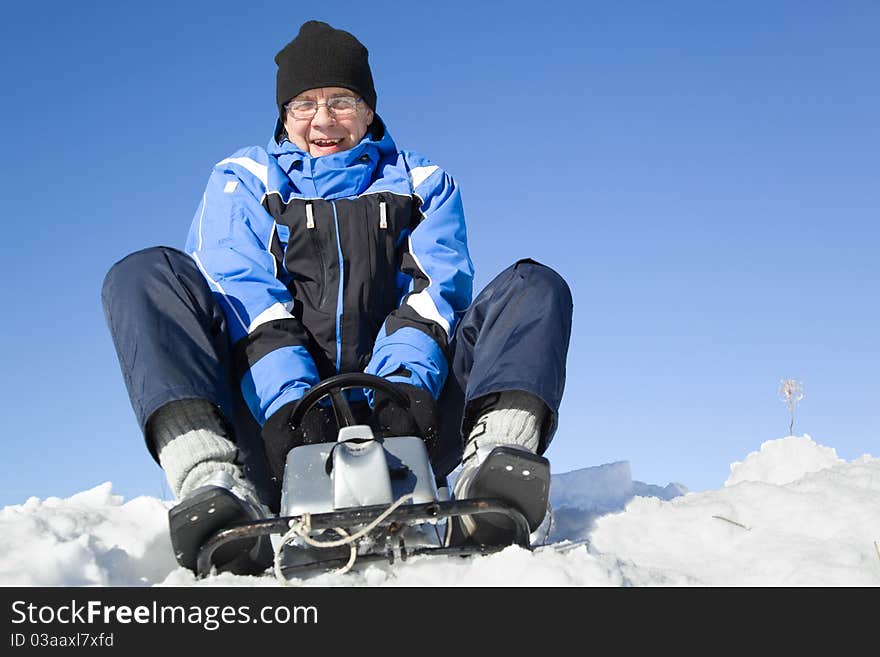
[190,373,551,581]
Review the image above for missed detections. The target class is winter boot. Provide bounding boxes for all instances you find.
[168,469,272,575]
[448,391,552,548]
[151,399,272,575]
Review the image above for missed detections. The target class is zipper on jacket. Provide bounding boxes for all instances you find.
[305,202,328,308]
[331,201,345,373]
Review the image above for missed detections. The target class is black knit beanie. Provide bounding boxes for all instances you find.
[275,21,377,118]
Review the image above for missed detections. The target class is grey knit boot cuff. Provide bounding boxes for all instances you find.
[150,399,243,500]
[463,390,547,464]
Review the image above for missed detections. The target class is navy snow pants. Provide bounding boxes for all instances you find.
[102,247,573,507]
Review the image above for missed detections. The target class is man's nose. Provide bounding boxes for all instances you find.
[310,105,336,128]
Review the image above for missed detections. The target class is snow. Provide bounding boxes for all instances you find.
[2,435,878,587]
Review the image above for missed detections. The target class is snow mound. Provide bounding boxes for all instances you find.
[589,450,880,586]
[725,434,844,486]
[0,482,176,586]
[547,461,686,542]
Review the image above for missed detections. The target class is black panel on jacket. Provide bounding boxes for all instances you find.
[262,188,448,377]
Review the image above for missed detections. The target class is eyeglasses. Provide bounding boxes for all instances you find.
[285,96,364,120]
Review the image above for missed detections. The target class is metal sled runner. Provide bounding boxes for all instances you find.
[196,498,533,578]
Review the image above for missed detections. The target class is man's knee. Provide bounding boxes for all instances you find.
[102,246,192,310]
[513,258,573,307]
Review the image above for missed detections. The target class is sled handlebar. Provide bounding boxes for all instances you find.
[289,372,411,429]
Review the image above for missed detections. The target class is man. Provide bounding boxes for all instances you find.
[102,21,573,575]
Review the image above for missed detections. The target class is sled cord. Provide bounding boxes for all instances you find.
[273,493,416,583]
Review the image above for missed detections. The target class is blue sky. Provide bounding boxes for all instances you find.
[1,0,877,506]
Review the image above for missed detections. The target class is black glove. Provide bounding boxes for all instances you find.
[261,400,338,484]
[370,382,440,457]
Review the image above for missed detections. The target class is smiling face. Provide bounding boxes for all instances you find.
[283,87,375,157]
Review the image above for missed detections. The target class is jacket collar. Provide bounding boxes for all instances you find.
[268,116,395,199]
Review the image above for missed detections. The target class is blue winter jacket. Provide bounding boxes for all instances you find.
[184,119,474,426]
